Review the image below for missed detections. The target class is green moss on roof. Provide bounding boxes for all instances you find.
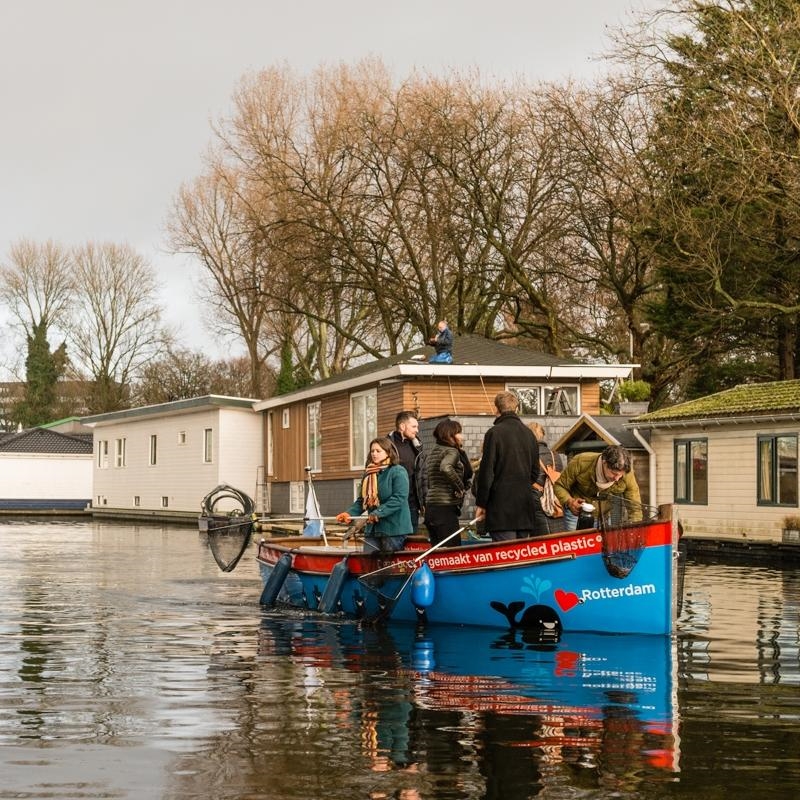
[637,379,800,422]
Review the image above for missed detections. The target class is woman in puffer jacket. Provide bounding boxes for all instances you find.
[424,418,473,547]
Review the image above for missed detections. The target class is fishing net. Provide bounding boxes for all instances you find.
[598,495,659,579]
[357,559,416,623]
[200,484,255,572]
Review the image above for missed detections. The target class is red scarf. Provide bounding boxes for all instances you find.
[361,459,389,509]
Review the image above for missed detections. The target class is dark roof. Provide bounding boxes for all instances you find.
[635,379,800,424]
[552,413,647,453]
[0,427,94,454]
[304,334,579,392]
[81,394,257,426]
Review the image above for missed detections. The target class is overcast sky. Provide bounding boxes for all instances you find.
[0,0,658,376]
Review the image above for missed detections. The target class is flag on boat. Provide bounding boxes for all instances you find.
[303,480,324,537]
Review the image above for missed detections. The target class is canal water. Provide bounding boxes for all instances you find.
[0,519,798,799]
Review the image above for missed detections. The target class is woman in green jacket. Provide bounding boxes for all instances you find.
[336,436,412,554]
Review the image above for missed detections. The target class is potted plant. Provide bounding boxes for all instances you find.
[616,380,651,415]
[782,514,800,544]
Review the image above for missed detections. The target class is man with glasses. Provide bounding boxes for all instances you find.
[554,445,643,528]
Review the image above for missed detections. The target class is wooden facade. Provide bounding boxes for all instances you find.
[265,375,608,486]
[256,334,632,516]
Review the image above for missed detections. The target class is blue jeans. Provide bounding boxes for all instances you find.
[563,509,578,531]
[364,535,406,554]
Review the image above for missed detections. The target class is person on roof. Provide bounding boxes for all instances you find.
[428,320,453,364]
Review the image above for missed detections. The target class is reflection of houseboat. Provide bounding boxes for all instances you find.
[257,617,680,780]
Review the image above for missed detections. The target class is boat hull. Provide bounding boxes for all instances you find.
[256,513,679,635]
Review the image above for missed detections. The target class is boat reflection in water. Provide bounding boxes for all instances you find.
[257,615,679,795]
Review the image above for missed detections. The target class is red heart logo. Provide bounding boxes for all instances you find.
[555,588,580,612]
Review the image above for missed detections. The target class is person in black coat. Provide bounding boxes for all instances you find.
[475,391,539,541]
[528,421,567,536]
[388,410,427,534]
[424,418,473,547]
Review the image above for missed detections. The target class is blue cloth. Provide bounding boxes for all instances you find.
[428,351,452,364]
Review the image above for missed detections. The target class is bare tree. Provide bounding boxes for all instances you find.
[545,82,679,390]
[169,166,277,394]
[131,347,268,405]
[69,242,168,413]
[0,239,74,335]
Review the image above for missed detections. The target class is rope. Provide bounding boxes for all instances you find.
[478,373,494,412]
[447,376,458,415]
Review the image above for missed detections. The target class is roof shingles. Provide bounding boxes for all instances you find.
[0,428,93,454]
[636,379,800,423]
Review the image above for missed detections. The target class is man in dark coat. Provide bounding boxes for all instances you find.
[388,410,427,534]
[428,320,453,363]
[475,391,538,541]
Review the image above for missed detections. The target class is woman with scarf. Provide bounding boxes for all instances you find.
[553,445,642,527]
[336,436,412,554]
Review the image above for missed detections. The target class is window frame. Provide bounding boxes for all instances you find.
[289,481,304,514]
[673,438,708,505]
[149,434,158,466]
[97,439,109,469]
[349,389,377,470]
[307,401,322,473]
[114,437,126,468]
[507,384,580,416]
[757,433,798,507]
[203,428,213,464]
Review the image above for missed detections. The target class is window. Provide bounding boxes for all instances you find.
[757,434,798,506]
[543,386,578,416]
[133,496,140,507]
[161,496,169,508]
[114,438,126,468]
[149,434,158,466]
[203,428,213,463]
[289,481,304,514]
[512,386,541,414]
[97,440,109,469]
[350,389,377,468]
[674,439,708,504]
[508,385,579,416]
[177,431,186,445]
[307,401,322,472]
[267,411,274,476]
[282,408,290,429]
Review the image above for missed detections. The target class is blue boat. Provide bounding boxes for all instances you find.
[255,505,680,636]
